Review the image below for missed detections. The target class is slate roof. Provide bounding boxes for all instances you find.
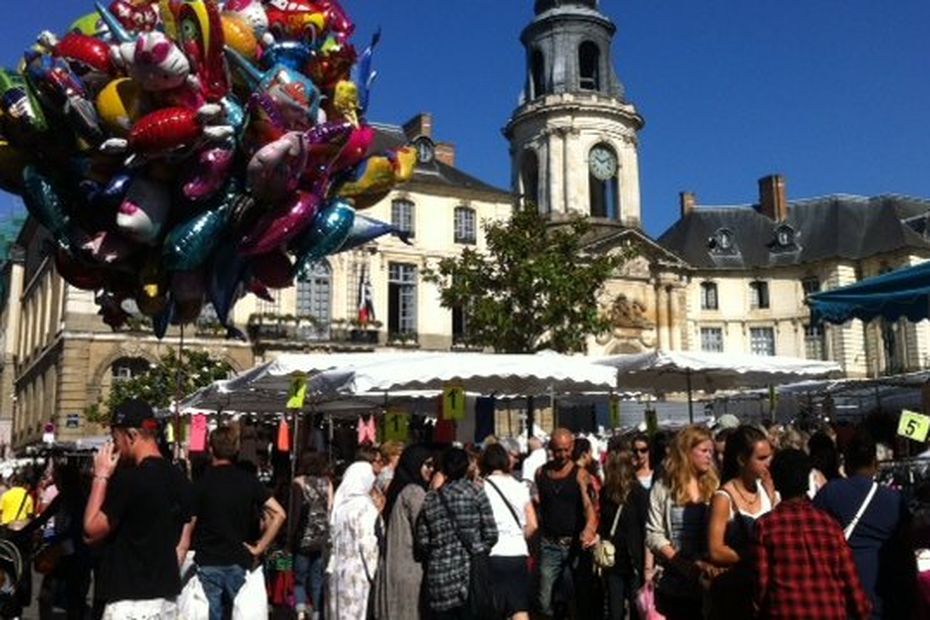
[370,123,510,199]
[657,195,930,270]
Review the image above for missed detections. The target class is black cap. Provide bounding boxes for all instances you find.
[111,399,158,431]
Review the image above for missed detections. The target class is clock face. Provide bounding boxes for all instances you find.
[589,146,617,181]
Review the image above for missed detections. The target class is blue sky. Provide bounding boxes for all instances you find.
[2,1,929,236]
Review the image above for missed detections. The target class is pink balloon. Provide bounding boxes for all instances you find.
[329,125,374,174]
[239,190,322,256]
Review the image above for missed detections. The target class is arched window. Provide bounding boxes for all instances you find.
[520,150,540,210]
[588,143,619,219]
[111,357,150,382]
[530,49,546,99]
[579,42,600,91]
[297,260,331,340]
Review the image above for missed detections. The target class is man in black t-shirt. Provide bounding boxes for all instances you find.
[191,425,286,620]
[84,399,193,619]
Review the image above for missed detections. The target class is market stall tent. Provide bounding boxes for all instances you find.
[807,261,930,324]
[594,349,843,422]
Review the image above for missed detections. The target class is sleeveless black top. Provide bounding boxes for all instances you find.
[537,464,584,539]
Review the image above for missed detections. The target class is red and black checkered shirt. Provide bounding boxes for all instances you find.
[751,498,872,619]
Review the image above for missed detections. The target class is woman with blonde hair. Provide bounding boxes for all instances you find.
[645,425,720,620]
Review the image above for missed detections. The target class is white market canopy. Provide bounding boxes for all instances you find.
[182,351,617,414]
[595,349,843,394]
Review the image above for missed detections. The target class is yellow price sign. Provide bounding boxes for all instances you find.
[286,373,307,410]
[897,409,930,442]
[608,395,621,428]
[443,384,466,421]
[384,408,410,442]
[645,408,658,436]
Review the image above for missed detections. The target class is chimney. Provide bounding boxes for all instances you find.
[758,174,788,222]
[435,142,456,167]
[402,113,432,141]
[679,191,696,218]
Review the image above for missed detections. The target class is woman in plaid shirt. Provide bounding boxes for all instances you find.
[415,447,498,619]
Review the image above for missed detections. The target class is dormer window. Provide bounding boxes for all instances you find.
[708,228,734,253]
[775,224,795,248]
[413,136,435,164]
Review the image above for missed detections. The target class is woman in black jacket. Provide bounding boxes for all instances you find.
[600,440,651,620]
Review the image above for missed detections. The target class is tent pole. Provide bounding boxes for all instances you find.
[686,368,694,424]
[527,396,535,442]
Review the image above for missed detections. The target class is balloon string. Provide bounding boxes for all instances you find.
[174,322,185,461]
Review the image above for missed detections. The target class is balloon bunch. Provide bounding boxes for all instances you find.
[0,0,415,337]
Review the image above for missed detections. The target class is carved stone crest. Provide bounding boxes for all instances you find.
[608,293,653,329]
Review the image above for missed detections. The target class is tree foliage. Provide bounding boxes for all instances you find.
[95,349,234,421]
[425,207,625,353]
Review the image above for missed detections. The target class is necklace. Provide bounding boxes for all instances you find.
[731,480,759,507]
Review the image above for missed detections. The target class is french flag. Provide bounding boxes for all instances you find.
[358,266,375,325]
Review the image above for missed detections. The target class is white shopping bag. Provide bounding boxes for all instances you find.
[232,566,268,620]
[177,555,209,620]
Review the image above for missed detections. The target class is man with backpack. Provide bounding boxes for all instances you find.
[190,425,286,620]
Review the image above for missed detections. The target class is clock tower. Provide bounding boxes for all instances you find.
[503,0,644,227]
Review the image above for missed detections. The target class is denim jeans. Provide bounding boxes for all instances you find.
[198,565,246,620]
[293,550,324,615]
[604,569,638,620]
[537,540,576,617]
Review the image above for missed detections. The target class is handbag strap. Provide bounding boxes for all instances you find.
[608,501,623,538]
[437,488,476,557]
[485,477,522,531]
[844,481,878,540]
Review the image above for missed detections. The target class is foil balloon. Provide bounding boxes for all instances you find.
[115,175,170,244]
[181,144,234,200]
[23,51,102,143]
[20,166,73,249]
[112,32,191,92]
[239,189,321,256]
[207,240,247,325]
[162,183,238,270]
[55,249,108,290]
[96,78,147,135]
[337,213,411,253]
[261,41,312,73]
[329,124,373,173]
[336,155,396,209]
[250,250,292,289]
[0,137,28,194]
[109,0,159,33]
[223,0,268,41]
[291,199,355,279]
[225,48,321,129]
[52,33,115,88]
[70,13,108,38]
[246,131,307,201]
[264,0,325,42]
[171,269,206,322]
[168,0,229,102]
[81,229,136,264]
[0,70,48,141]
[137,257,168,316]
[102,103,233,156]
[220,13,259,60]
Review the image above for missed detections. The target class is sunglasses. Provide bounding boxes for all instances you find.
[633,447,649,454]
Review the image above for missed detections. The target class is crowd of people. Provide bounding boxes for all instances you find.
[0,397,925,619]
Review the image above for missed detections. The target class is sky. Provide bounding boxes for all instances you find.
[2,1,929,237]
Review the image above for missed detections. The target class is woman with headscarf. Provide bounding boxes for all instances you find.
[374,444,435,620]
[326,462,381,620]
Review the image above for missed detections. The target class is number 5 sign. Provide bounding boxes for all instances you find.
[897,410,930,442]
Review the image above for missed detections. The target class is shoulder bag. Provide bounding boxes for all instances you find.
[437,488,494,619]
[484,477,522,530]
[592,501,622,573]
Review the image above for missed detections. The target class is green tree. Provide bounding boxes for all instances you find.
[92,349,233,422]
[425,207,626,353]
